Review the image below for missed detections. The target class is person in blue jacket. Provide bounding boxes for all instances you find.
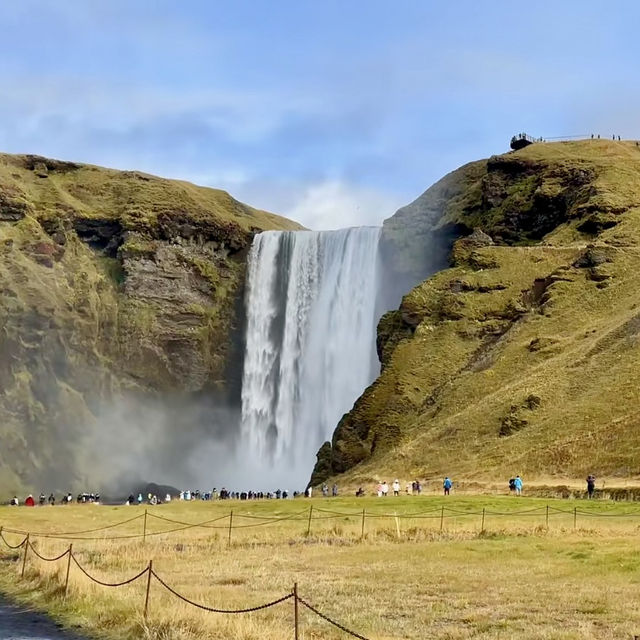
[514,475,523,496]
[443,477,452,496]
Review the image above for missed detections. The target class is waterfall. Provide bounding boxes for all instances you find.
[240,227,381,486]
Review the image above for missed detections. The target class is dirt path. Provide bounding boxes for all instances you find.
[0,597,85,640]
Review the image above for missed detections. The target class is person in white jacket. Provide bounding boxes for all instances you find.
[392,479,400,496]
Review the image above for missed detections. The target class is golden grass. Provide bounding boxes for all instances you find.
[2,496,640,639]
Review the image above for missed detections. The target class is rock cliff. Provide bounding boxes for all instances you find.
[0,153,301,491]
[312,140,640,486]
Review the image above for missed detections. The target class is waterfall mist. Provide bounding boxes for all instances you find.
[239,227,381,488]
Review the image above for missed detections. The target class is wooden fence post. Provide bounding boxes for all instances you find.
[573,506,577,530]
[546,505,549,528]
[360,509,366,540]
[21,534,29,578]
[143,508,148,544]
[440,506,444,532]
[293,582,299,640]
[306,505,313,537]
[64,544,73,597]
[228,510,233,547]
[481,508,485,533]
[143,560,153,620]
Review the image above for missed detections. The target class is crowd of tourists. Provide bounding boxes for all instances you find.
[9,492,100,506]
[7,474,600,506]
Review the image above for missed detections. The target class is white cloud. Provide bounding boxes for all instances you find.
[283,180,405,230]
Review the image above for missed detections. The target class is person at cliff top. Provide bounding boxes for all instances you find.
[25,494,35,507]
[137,493,143,504]
[392,479,401,496]
[514,476,523,496]
[586,475,596,499]
[48,493,55,506]
[443,477,452,496]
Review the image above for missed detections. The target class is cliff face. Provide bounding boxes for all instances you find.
[0,153,301,491]
[312,140,640,486]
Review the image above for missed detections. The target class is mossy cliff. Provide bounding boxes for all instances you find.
[312,140,640,486]
[0,153,300,490]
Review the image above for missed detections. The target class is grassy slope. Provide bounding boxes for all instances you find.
[0,153,301,233]
[324,140,640,487]
[2,497,640,639]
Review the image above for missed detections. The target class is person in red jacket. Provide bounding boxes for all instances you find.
[25,495,35,507]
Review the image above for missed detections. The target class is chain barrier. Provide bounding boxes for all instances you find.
[4,503,640,547]
[7,501,640,639]
[146,512,232,527]
[0,529,28,549]
[27,541,70,562]
[151,569,294,613]
[70,553,150,587]
[2,512,144,537]
[297,595,370,639]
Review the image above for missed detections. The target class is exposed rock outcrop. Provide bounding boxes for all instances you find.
[0,152,301,490]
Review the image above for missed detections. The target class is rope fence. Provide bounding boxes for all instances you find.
[5,503,640,638]
[2,533,370,639]
[3,504,640,544]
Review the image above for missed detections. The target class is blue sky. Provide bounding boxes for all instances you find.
[0,1,638,228]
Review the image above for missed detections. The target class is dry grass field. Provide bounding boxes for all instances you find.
[1,495,640,639]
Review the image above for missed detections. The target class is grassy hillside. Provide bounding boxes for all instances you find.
[313,139,640,487]
[0,153,301,491]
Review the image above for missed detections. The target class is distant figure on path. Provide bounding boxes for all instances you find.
[376,482,382,497]
[39,493,46,506]
[509,477,516,493]
[381,481,389,497]
[10,496,18,506]
[25,494,35,507]
[514,476,523,496]
[48,493,55,506]
[392,479,400,496]
[306,486,313,498]
[443,477,452,496]
[332,483,338,497]
[322,483,328,497]
[406,482,412,495]
[586,474,596,499]
[356,487,365,497]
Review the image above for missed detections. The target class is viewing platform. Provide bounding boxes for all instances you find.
[510,133,543,150]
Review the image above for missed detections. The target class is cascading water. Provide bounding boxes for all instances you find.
[240,227,381,487]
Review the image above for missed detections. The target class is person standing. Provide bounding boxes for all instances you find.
[381,481,389,497]
[332,483,338,497]
[443,477,452,496]
[392,479,400,496]
[586,474,596,499]
[514,475,523,496]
